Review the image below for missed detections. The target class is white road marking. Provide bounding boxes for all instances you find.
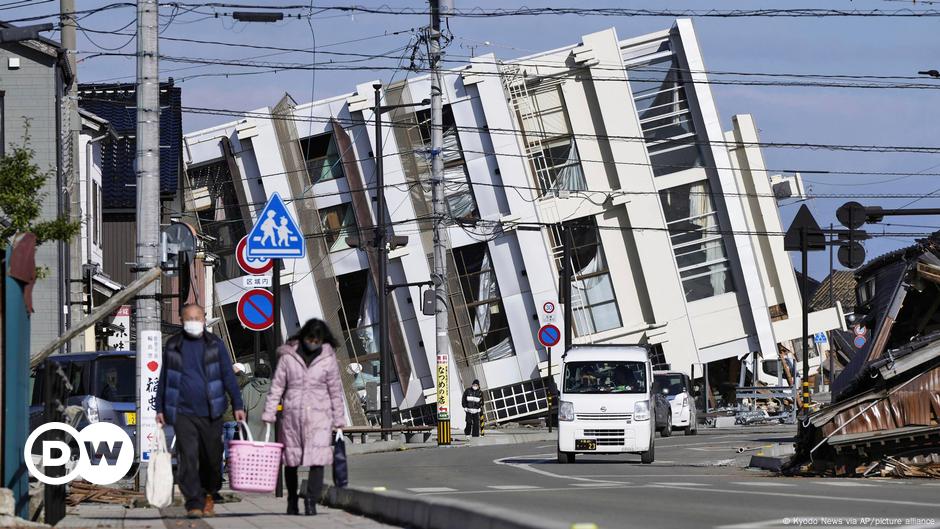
[406,487,457,493]
[416,484,641,496]
[486,485,541,490]
[728,481,796,487]
[493,454,624,484]
[569,482,627,487]
[812,481,874,487]
[572,474,737,478]
[649,483,939,507]
[650,482,703,487]
[717,519,791,529]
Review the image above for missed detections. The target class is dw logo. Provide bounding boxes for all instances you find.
[24,422,134,485]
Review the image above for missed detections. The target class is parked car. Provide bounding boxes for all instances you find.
[650,377,673,437]
[29,351,175,465]
[653,371,698,435]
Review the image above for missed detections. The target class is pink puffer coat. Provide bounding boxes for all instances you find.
[261,341,346,467]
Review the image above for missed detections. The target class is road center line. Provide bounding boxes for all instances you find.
[406,487,457,493]
[487,485,541,490]
[494,454,624,484]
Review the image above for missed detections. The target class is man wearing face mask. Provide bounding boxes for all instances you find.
[155,304,245,519]
[462,380,484,438]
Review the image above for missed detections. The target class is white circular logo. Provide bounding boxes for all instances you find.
[24,422,134,485]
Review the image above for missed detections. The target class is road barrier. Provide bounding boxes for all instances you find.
[321,484,572,529]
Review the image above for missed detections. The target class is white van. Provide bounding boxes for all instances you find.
[556,345,655,464]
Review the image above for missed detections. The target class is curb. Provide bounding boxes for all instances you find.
[322,485,571,529]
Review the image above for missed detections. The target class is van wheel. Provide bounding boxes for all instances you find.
[640,442,654,464]
[660,415,672,437]
[557,450,575,464]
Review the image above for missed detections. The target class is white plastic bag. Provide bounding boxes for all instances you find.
[145,427,174,508]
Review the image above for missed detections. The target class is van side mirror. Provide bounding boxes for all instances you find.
[662,388,669,395]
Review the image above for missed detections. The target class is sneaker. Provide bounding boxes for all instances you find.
[203,494,215,517]
[186,509,203,519]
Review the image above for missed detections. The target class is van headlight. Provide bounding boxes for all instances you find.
[83,396,100,423]
[634,400,650,421]
[558,400,575,422]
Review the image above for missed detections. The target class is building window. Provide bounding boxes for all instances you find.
[513,84,586,194]
[319,203,356,252]
[301,133,344,184]
[659,181,735,302]
[453,242,515,363]
[189,160,248,282]
[413,106,479,220]
[628,53,704,176]
[336,269,396,394]
[553,218,622,336]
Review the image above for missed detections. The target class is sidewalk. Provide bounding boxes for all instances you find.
[57,494,397,529]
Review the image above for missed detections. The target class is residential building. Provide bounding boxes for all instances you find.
[183,20,842,427]
[0,23,72,356]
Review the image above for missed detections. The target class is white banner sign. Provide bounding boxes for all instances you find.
[242,275,272,288]
[138,330,162,461]
[108,305,131,350]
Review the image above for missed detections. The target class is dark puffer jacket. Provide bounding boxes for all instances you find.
[155,332,244,425]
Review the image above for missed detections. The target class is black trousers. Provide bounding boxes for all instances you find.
[464,412,481,437]
[284,465,324,501]
[175,414,223,511]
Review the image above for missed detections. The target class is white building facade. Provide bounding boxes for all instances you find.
[183,20,840,428]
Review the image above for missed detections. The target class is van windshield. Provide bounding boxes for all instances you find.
[654,374,686,396]
[563,361,647,394]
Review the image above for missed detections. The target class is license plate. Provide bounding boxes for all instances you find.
[124,412,136,425]
[575,439,596,451]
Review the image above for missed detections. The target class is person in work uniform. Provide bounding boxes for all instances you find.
[462,379,484,437]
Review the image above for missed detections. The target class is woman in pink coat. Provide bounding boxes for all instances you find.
[262,319,346,516]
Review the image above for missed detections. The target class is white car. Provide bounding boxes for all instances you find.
[557,345,655,464]
[653,371,698,435]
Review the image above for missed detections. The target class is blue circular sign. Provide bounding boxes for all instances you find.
[854,335,867,349]
[538,324,561,347]
[237,289,275,331]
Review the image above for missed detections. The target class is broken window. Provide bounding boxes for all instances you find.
[550,218,622,337]
[336,269,395,390]
[627,53,704,176]
[413,106,479,220]
[188,159,248,282]
[300,132,344,185]
[453,243,515,363]
[659,181,735,302]
[318,203,357,252]
[514,84,587,194]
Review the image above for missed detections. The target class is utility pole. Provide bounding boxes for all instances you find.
[429,0,451,445]
[135,0,162,480]
[61,0,82,353]
[373,83,393,439]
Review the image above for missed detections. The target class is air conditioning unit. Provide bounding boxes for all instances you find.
[770,173,806,201]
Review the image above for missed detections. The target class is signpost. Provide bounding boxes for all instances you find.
[236,235,274,275]
[138,330,162,462]
[243,192,304,497]
[538,323,562,432]
[237,289,276,331]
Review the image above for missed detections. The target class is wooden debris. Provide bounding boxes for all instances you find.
[67,481,144,508]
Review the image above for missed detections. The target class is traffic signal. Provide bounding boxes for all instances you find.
[835,202,869,269]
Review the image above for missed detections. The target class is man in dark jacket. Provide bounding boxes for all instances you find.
[462,379,484,437]
[156,304,245,519]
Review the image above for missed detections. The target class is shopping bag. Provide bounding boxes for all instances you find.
[332,435,348,488]
[145,427,174,508]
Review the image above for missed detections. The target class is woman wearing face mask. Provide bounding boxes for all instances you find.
[261,319,345,515]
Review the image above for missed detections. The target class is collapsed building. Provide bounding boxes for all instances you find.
[791,232,940,477]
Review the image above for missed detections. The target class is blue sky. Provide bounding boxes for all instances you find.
[8,0,939,278]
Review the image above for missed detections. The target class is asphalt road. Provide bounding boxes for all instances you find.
[348,427,940,529]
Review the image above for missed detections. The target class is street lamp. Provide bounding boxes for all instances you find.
[346,84,429,439]
[918,70,940,78]
[0,23,54,44]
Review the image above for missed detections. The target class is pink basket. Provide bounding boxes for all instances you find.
[227,422,283,493]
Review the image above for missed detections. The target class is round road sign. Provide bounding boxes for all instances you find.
[542,301,556,314]
[538,324,561,348]
[236,236,273,275]
[237,289,275,331]
[836,201,867,230]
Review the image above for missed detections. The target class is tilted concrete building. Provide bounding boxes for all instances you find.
[183,20,841,428]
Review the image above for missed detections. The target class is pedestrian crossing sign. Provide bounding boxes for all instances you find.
[246,192,305,259]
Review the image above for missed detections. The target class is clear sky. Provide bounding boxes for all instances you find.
[6,0,939,278]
